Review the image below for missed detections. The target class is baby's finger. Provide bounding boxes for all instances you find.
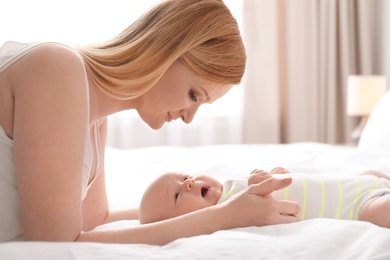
[251,169,271,178]
[248,169,273,186]
[249,177,293,196]
[271,167,290,174]
[251,169,267,174]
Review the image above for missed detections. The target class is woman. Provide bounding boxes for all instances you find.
[0,0,300,245]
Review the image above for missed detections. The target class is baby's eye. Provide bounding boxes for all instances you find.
[188,90,198,102]
[175,193,179,200]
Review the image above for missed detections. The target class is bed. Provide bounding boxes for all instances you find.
[0,143,389,259]
[1,91,390,259]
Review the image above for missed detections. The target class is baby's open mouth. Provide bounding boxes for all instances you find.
[201,187,209,197]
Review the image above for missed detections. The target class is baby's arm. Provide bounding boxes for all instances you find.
[359,191,390,228]
[358,170,390,228]
[360,170,390,181]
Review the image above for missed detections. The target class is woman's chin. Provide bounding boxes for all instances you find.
[148,121,164,130]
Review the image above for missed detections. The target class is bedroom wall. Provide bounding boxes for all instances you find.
[1,0,388,148]
[241,0,390,145]
[375,0,390,83]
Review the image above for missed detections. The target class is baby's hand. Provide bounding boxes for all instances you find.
[248,169,272,186]
[270,167,290,174]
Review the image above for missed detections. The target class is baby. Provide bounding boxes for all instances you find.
[139,168,390,229]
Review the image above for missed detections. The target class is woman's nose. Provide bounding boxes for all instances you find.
[180,106,199,124]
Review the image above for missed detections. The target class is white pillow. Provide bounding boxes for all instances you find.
[358,89,390,150]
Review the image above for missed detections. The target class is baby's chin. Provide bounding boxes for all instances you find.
[211,188,223,205]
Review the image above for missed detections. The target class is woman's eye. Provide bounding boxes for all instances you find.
[188,90,198,102]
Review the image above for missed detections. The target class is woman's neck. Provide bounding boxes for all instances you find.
[87,74,137,124]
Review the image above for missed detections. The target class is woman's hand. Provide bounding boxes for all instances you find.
[224,176,300,227]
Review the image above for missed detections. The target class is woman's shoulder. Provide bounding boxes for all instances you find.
[10,42,88,95]
[9,42,90,126]
[25,42,84,73]
[1,41,82,66]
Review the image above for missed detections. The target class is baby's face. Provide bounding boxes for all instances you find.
[139,172,223,224]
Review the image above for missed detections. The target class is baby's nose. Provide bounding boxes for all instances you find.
[184,178,195,191]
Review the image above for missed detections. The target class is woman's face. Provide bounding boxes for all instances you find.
[135,60,232,129]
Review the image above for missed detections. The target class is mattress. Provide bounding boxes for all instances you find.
[1,142,390,259]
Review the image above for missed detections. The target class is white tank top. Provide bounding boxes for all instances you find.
[0,41,102,241]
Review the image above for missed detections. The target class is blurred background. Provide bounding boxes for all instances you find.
[1,0,389,148]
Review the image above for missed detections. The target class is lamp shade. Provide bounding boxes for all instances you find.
[347,75,387,116]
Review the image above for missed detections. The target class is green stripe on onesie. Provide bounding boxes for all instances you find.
[218,174,390,221]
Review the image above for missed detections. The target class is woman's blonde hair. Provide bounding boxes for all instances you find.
[77,0,246,100]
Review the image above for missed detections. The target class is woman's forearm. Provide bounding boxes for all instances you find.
[102,207,139,224]
[77,204,227,245]
[77,177,300,245]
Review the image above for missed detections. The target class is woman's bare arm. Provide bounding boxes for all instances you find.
[82,118,139,231]
[77,177,300,245]
[13,45,90,241]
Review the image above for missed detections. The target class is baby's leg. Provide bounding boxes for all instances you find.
[359,193,390,228]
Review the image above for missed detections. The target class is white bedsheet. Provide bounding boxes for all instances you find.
[1,142,390,259]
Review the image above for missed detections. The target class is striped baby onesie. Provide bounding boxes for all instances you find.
[217,174,390,220]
